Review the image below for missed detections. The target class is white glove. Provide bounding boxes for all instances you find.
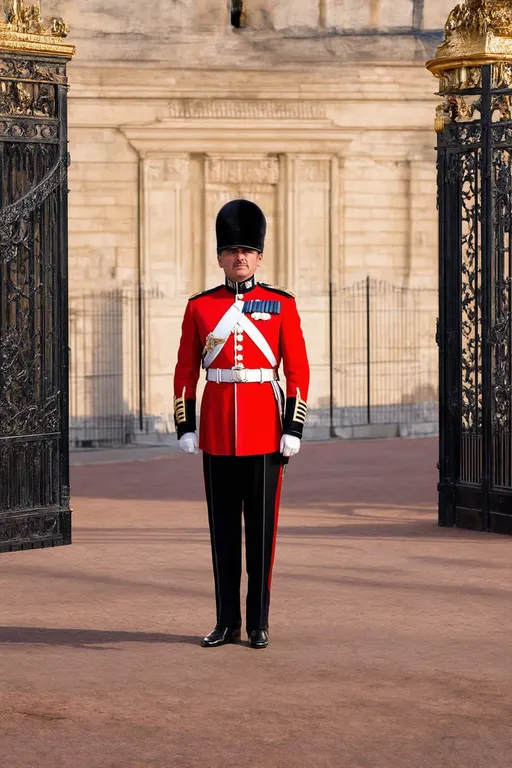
[280,434,301,458]
[179,432,199,455]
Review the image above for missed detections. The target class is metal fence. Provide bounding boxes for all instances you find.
[69,288,141,448]
[68,278,439,448]
[332,277,438,433]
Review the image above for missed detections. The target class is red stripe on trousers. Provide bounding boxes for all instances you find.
[268,465,284,591]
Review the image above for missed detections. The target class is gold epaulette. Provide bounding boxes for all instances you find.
[188,285,223,301]
[259,283,296,298]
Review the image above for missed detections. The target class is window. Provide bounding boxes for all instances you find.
[231,0,246,28]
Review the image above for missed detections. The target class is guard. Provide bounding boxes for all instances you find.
[173,199,310,649]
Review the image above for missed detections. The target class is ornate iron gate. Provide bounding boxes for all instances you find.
[428,0,512,534]
[0,3,75,552]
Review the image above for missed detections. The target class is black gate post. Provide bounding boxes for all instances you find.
[365,275,371,426]
[0,2,75,552]
[427,0,512,535]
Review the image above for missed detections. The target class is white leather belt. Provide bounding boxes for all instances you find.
[206,367,279,384]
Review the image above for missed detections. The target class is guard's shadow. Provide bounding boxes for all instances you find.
[0,626,201,649]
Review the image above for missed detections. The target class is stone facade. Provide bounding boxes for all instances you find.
[55,0,451,441]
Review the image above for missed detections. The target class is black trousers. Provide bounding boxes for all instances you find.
[203,452,284,632]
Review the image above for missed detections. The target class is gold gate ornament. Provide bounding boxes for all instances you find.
[0,0,75,56]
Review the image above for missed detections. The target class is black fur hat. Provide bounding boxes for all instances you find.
[216,199,266,254]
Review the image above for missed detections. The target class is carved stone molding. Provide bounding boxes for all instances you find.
[167,100,325,120]
[299,158,330,183]
[122,118,349,158]
[145,155,189,184]
[205,156,279,186]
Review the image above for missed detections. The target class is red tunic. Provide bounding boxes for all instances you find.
[174,282,310,456]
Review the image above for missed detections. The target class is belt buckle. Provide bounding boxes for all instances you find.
[232,366,247,383]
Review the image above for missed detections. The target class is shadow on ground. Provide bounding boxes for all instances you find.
[0,627,201,649]
[70,437,439,507]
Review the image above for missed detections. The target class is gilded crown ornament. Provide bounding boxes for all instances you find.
[427,0,512,131]
[445,0,512,40]
[427,0,512,76]
[0,0,75,56]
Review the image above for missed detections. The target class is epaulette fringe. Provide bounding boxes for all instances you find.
[189,285,223,300]
[259,283,296,298]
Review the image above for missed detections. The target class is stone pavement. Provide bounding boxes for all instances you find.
[69,444,182,466]
[1,437,511,768]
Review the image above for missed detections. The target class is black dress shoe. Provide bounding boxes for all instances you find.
[248,629,269,649]
[201,626,241,648]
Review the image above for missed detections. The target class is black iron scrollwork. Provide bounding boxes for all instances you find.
[0,43,71,548]
[0,118,58,141]
[0,155,66,263]
[491,149,512,434]
[0,58,67,84]
[459,150,483,438]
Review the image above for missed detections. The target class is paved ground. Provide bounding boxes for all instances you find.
[1,437,511,768]
[69,444,182,466]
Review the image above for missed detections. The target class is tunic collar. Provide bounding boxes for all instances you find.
[225,275,257,294]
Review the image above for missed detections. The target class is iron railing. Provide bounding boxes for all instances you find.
[69,288,140,448]
[68,277,438,448]
[332,277,438,430]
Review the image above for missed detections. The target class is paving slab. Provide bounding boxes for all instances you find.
[1,437,511,768]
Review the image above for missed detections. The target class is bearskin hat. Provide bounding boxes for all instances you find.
[216,199,266,254]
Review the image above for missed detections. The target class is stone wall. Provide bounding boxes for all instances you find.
[57,0,449,441]
[42,0,451,63]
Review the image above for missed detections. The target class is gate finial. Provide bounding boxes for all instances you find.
[427,0,512,78]
[0,0,75,56]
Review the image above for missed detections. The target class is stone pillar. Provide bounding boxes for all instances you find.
[406,151,437,288]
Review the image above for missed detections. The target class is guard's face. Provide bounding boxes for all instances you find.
[218,247,263,282]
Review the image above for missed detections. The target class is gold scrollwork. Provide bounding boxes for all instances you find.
[0,79,55,117]
[450,94,476,121]
[435,101,451,133]
[493,62,512,89]
[434,95,477,132]
[440,65,482,93]
[493,94,512,121]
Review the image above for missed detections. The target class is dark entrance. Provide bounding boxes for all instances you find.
[428,2,512,534]
[0,5,75,552]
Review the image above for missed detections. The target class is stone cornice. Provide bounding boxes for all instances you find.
[120,115,351,156]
